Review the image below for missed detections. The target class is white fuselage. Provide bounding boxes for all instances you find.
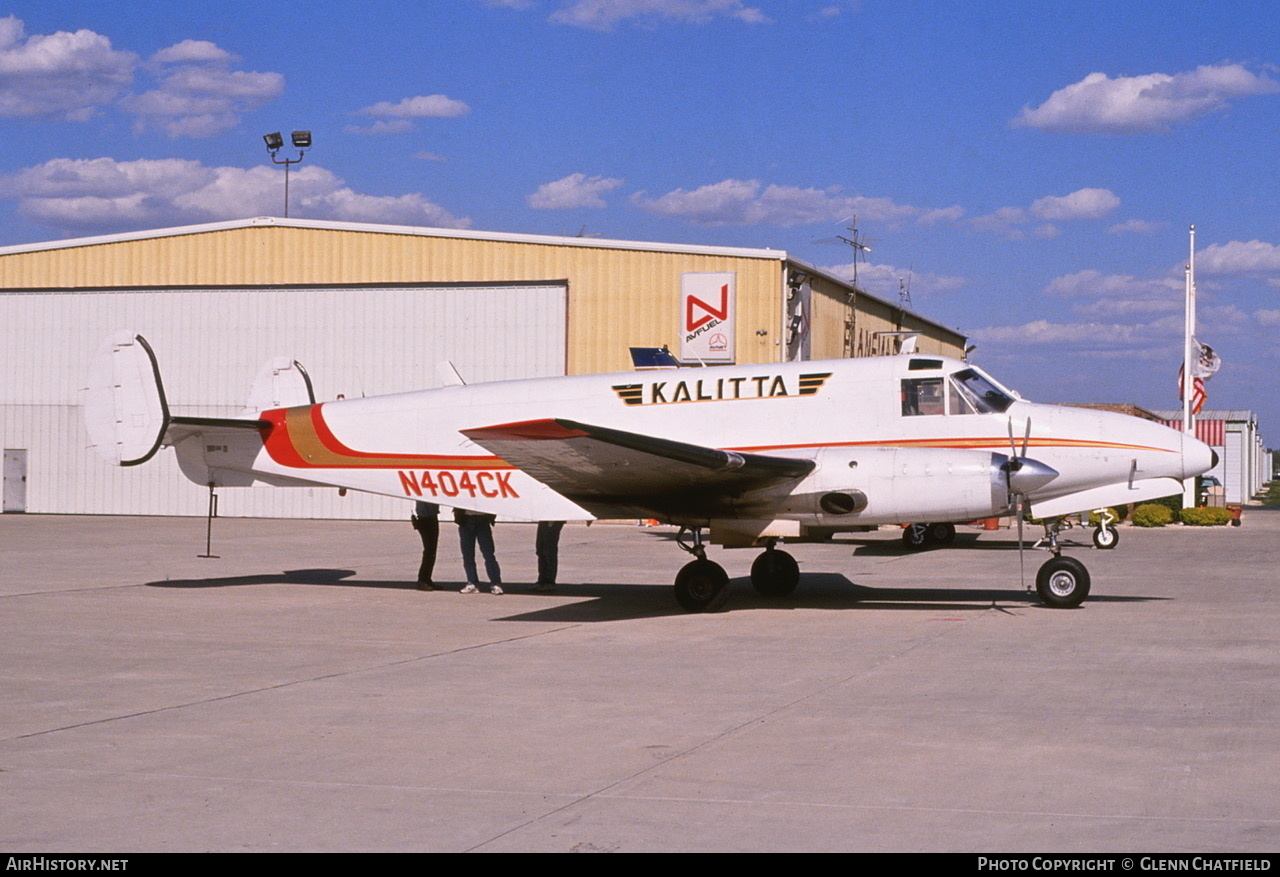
[182,354,1215,530]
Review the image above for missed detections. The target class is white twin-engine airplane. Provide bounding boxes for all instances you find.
[85,332,1215,612]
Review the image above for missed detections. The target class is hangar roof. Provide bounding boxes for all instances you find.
[0,216,787,261]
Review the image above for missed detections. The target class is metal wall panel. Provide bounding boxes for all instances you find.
[1,283,565,518]
[0,225,791,374]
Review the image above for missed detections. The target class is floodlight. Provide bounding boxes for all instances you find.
[291,131,311,148]
[262,131,284,150]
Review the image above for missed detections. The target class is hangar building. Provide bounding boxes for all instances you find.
[0,217,966,519]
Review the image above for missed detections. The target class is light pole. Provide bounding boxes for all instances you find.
[263,130,311,217]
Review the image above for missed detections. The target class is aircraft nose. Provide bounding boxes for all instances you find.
[1181,431,1217,479]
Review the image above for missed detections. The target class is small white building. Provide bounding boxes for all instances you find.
[1154,410,1269,505]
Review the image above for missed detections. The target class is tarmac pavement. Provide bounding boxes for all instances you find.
[1,510,1277,852]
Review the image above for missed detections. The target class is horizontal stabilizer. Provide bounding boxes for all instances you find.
[1030,477,1184,519]
[83,332,170,466]
[462,417,813,518]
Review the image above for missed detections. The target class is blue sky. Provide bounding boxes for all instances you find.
[2,1,1278,445]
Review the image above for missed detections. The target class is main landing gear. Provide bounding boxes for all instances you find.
[673,529,801,612]
[1031,519,1091,609]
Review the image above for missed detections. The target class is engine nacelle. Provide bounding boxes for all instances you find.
[776,446,1012,527]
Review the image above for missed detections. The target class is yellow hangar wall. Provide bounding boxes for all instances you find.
[804,272,962,361]
[0,222,794,375]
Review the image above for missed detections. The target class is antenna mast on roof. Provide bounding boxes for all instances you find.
[819,216,873,286]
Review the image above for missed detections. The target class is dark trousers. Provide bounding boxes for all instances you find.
[414,514,439,584]
[536,521,565,584]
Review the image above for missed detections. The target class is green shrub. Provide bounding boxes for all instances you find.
[1132,503,1174,527]
[1178,506,1233,526]
[1152,493,1184,513]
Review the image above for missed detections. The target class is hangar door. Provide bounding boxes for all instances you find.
[0,282,567,519]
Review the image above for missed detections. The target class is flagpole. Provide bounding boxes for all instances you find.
[1182,225,1196,508]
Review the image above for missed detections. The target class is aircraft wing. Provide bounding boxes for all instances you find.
[461,418,814,520]
[1030,477,1184,519]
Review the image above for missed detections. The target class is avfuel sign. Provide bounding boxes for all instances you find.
[680,272,735,364]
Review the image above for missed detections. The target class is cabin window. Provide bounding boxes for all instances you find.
[901,378,946,416]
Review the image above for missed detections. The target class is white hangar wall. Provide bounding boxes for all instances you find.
[1,282,566,519]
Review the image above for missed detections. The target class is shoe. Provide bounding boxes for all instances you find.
[534,581,556,592]
[460,583,479,594]
[490,584,504,595]
[416,581,436,591]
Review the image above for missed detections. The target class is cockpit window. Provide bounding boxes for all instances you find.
[950,368,1014,414]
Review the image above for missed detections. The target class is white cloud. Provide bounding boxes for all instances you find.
[1195,239,1280,274]
[357,94,470,118]
[151,39,233,65]
[967,205,1028,238]
[528,172,623,208]
[345,119,415,135]
[964,189,1120,238]
[632,178,919,227]
[0,157,469,235]
[1014,64,1280,134]
[820,259,965,298]
[917,205,965,225]
[122,41,283,138]
[1030,187,1120,220]
[1042,269,1183,319]
[969,317,1180,350]
[0,16,136,120]
[548,0,769,30]
[1108,218,1162,235]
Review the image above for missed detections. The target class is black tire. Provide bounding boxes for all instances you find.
[750,549,800,597]
[674,559,731,612]
[928,522,956,545]
[1092,525,1119,550]
[1036,556,1091,608]
[901,523,932,550]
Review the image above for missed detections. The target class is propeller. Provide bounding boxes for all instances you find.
[1000,417,1058,588]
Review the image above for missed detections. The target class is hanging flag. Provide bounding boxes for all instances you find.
[1177,366,1208,415]
[1191,338,1221,380]
[1178,338,1219,416]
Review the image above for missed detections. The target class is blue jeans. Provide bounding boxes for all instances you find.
[458,516,501,585]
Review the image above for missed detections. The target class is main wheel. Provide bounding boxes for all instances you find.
[928,522,956,545]
[1092,525,1119,550]
[902,523,931,550]
[1036,556,1091,608]
[750,549,800,597]
[674,559,731,612]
